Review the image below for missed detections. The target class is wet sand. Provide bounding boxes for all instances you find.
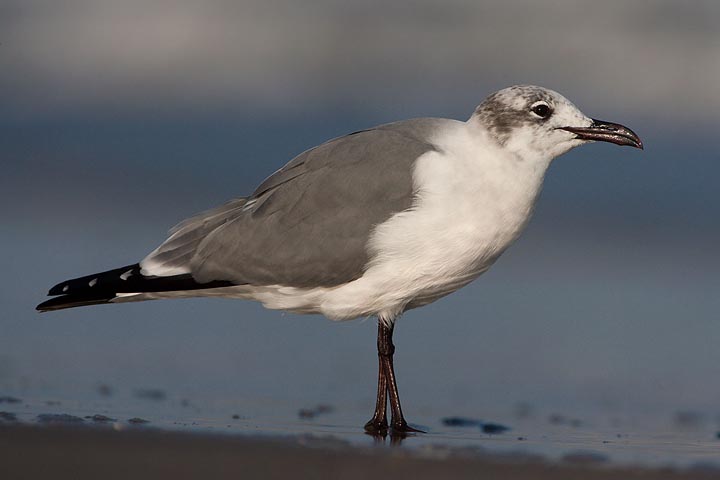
[1,425,717,480]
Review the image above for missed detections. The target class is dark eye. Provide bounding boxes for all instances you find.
[531,103,552,118]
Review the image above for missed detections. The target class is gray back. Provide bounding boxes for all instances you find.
[186,118,447,287]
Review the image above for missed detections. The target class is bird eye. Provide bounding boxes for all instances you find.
[531,103,552,118]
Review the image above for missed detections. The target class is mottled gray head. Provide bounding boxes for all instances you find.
[473,85,642,160]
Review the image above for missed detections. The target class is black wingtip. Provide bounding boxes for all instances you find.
[38,262,237,313]
[37,294,113,312]
[40,263,141,311]
[47,264,140,296]
[47,283,68,296]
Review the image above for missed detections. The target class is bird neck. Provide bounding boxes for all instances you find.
[463,117,554,180]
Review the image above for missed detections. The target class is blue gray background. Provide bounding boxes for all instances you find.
[2,1,719,420]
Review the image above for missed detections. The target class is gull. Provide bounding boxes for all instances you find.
[37,85,643,435]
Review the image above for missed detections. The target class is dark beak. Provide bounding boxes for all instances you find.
[560,119,643,149]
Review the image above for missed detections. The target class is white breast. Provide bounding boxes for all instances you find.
[316,121,551,321]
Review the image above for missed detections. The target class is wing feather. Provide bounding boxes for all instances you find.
[143,118,447,286]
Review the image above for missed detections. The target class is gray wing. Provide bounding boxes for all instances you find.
[140,198,249,276]
[143,118,447,287]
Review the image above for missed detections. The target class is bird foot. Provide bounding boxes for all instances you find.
[364,417,388,435]
[390,420,425,435]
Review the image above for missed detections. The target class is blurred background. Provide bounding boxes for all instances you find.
[2,0,719,425]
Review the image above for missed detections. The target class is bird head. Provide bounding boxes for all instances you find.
[473,85,643,162]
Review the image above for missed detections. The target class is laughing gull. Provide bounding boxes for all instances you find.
[37,85,642,434]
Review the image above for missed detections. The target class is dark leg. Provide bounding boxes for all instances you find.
[380,323,423,434]
[364,321,389,434]
[364,320,423,435]
[363,352,388,433]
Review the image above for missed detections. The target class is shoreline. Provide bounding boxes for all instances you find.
[1,424,718,479]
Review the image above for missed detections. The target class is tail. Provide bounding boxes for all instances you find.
[36,263,234,312]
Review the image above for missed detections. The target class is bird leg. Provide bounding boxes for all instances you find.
[380,322,423,434]
[364,320,423,435]
[364,322,389,434]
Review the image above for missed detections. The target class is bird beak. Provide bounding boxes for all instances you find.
[560,119,643,149]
